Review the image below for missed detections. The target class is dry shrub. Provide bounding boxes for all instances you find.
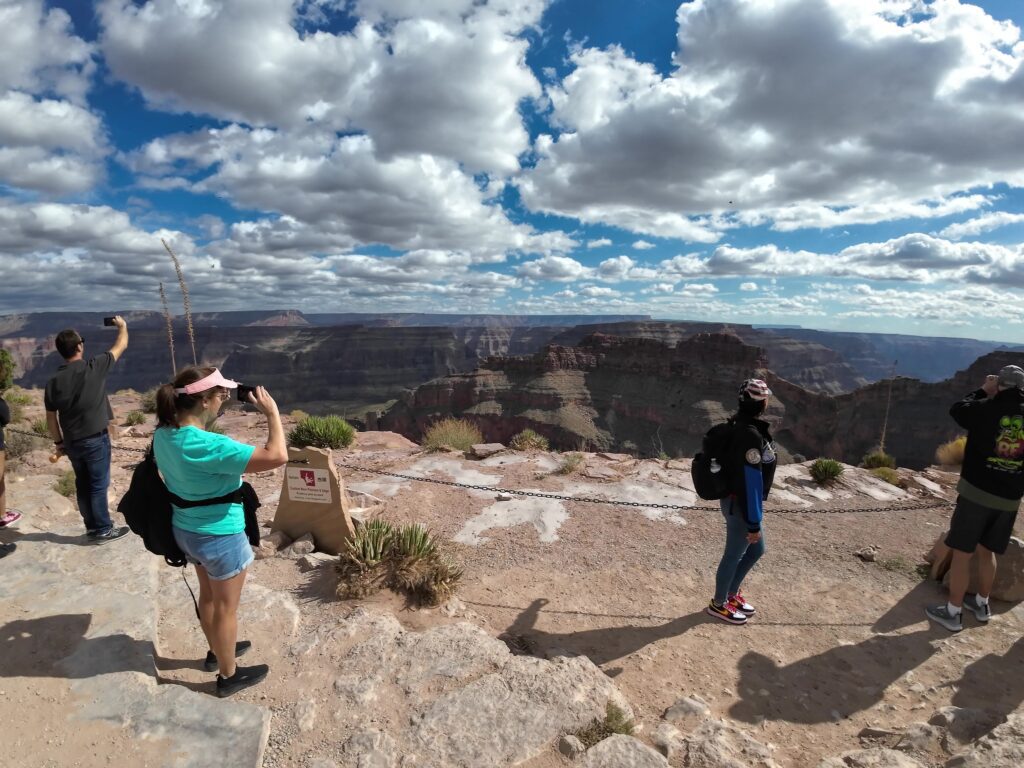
[54,470,76,497]
[935,436,966,466]
[141,388,159,414]
[422,417,482,453]
[30,418,49,437]
[555,452,584,475]
[510,429,549,451]
[125,410,146,426]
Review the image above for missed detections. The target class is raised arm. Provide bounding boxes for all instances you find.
[109,316,129,362]
[244,387,288,473]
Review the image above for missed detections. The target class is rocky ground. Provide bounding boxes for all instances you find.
[1,389,1023,768]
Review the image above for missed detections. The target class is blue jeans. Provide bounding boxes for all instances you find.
[65,431,113,535]
[714,497,765,604]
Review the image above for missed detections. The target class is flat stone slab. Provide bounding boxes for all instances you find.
[1,475,270,768]
[470,443,507,458]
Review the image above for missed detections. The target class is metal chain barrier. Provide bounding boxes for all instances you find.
[7,427,952,515]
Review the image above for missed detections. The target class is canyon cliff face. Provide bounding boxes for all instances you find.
[380,333,768,455]
[379,333,1024,469]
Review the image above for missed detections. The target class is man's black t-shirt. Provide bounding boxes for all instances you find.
[44,353,116,443]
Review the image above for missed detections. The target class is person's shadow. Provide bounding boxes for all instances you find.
[947,636,1024,741]
[498,598,704,668]
[1,614,205,683]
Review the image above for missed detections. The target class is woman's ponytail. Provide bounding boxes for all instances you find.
[155,365,218,429]
[155,382,179,428]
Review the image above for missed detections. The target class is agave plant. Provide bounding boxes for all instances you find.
[345,519,394,569]
[393,523,436,560]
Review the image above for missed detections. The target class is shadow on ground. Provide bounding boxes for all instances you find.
[497,597,704,667]
[730,584,948,724]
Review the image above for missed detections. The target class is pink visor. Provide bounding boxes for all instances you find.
[174,368,239,395]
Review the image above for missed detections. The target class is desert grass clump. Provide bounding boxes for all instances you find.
[422,417,482,453]
[509,429,549,451]
[3,430,33,463]
[2,385,32,407]
[141,387,159,414]
[288,414,356,450]
[555,452,584,475]
[289,409,310,422]
[862,450,896,469]
[54,470,76,498]
[30,418,50,437]
[870,467,904,488]
[125,410,147,426]
[936,436,966,466]
[573,702,636,749]
[336,521,463,606]
[810,458,845,484]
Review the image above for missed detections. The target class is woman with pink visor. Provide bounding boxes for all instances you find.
[154,366,287,697]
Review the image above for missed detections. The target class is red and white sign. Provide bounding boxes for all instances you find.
[286,466,332,503]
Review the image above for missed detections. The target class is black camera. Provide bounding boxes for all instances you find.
[236,384,257,402]
[103,316,117,326]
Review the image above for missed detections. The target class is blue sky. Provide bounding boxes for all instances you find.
[1,0,1024,342]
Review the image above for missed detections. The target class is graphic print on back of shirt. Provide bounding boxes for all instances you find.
[990,414,1024,473]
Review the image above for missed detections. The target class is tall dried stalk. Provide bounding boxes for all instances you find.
[162,238,197,365]
[158,281,177,377]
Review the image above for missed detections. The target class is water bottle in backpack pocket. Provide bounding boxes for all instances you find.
[691,420,736,500]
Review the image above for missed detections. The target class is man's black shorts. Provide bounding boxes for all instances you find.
[945,495,1019,555]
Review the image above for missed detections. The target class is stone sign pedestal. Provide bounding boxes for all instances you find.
[271,447,356,555]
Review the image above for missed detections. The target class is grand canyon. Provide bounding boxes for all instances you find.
[3,310,1022,470]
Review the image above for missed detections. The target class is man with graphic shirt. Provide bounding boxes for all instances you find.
[927,364,1024,632]
[706,378,778,625]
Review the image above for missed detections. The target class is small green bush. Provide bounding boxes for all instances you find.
[30,418,50,437]
[54,470,76,498]
[509,429,549,451]
[555,452,584,475]
[810,458,844,484]
[862,450,896,469]
[125,410,146,426]
[0,349,14,391]
[573,702,636,749]
[422,417,482,453]
[288,414,356,449]
[870,467,904,487]
[141,387,159,414]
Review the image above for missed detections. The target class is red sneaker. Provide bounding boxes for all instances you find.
[706,599,747,625]
[728,592,755,616]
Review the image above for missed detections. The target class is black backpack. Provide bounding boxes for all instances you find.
[118,447,256,567]
[691,420,737,500]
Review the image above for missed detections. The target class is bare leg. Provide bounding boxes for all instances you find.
[975,544,997,599]
[0,450,6,518]
[947,549,973,608]
[193,565,216,651]
[208,568,247,678]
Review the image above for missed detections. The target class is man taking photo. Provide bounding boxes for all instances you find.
[46,317,130,543]
[927,364,1024,631]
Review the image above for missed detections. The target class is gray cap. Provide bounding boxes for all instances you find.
[998,364,1024,390]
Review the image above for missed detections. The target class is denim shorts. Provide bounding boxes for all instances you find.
[172,527,254,581]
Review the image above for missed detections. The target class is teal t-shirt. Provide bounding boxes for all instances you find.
[153,425,256,535]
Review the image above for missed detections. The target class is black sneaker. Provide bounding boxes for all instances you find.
[204,640,253,672]
[92,526,130,545]
[962,594,991,623]
[0,542,16,559]
[216,664,269,698]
